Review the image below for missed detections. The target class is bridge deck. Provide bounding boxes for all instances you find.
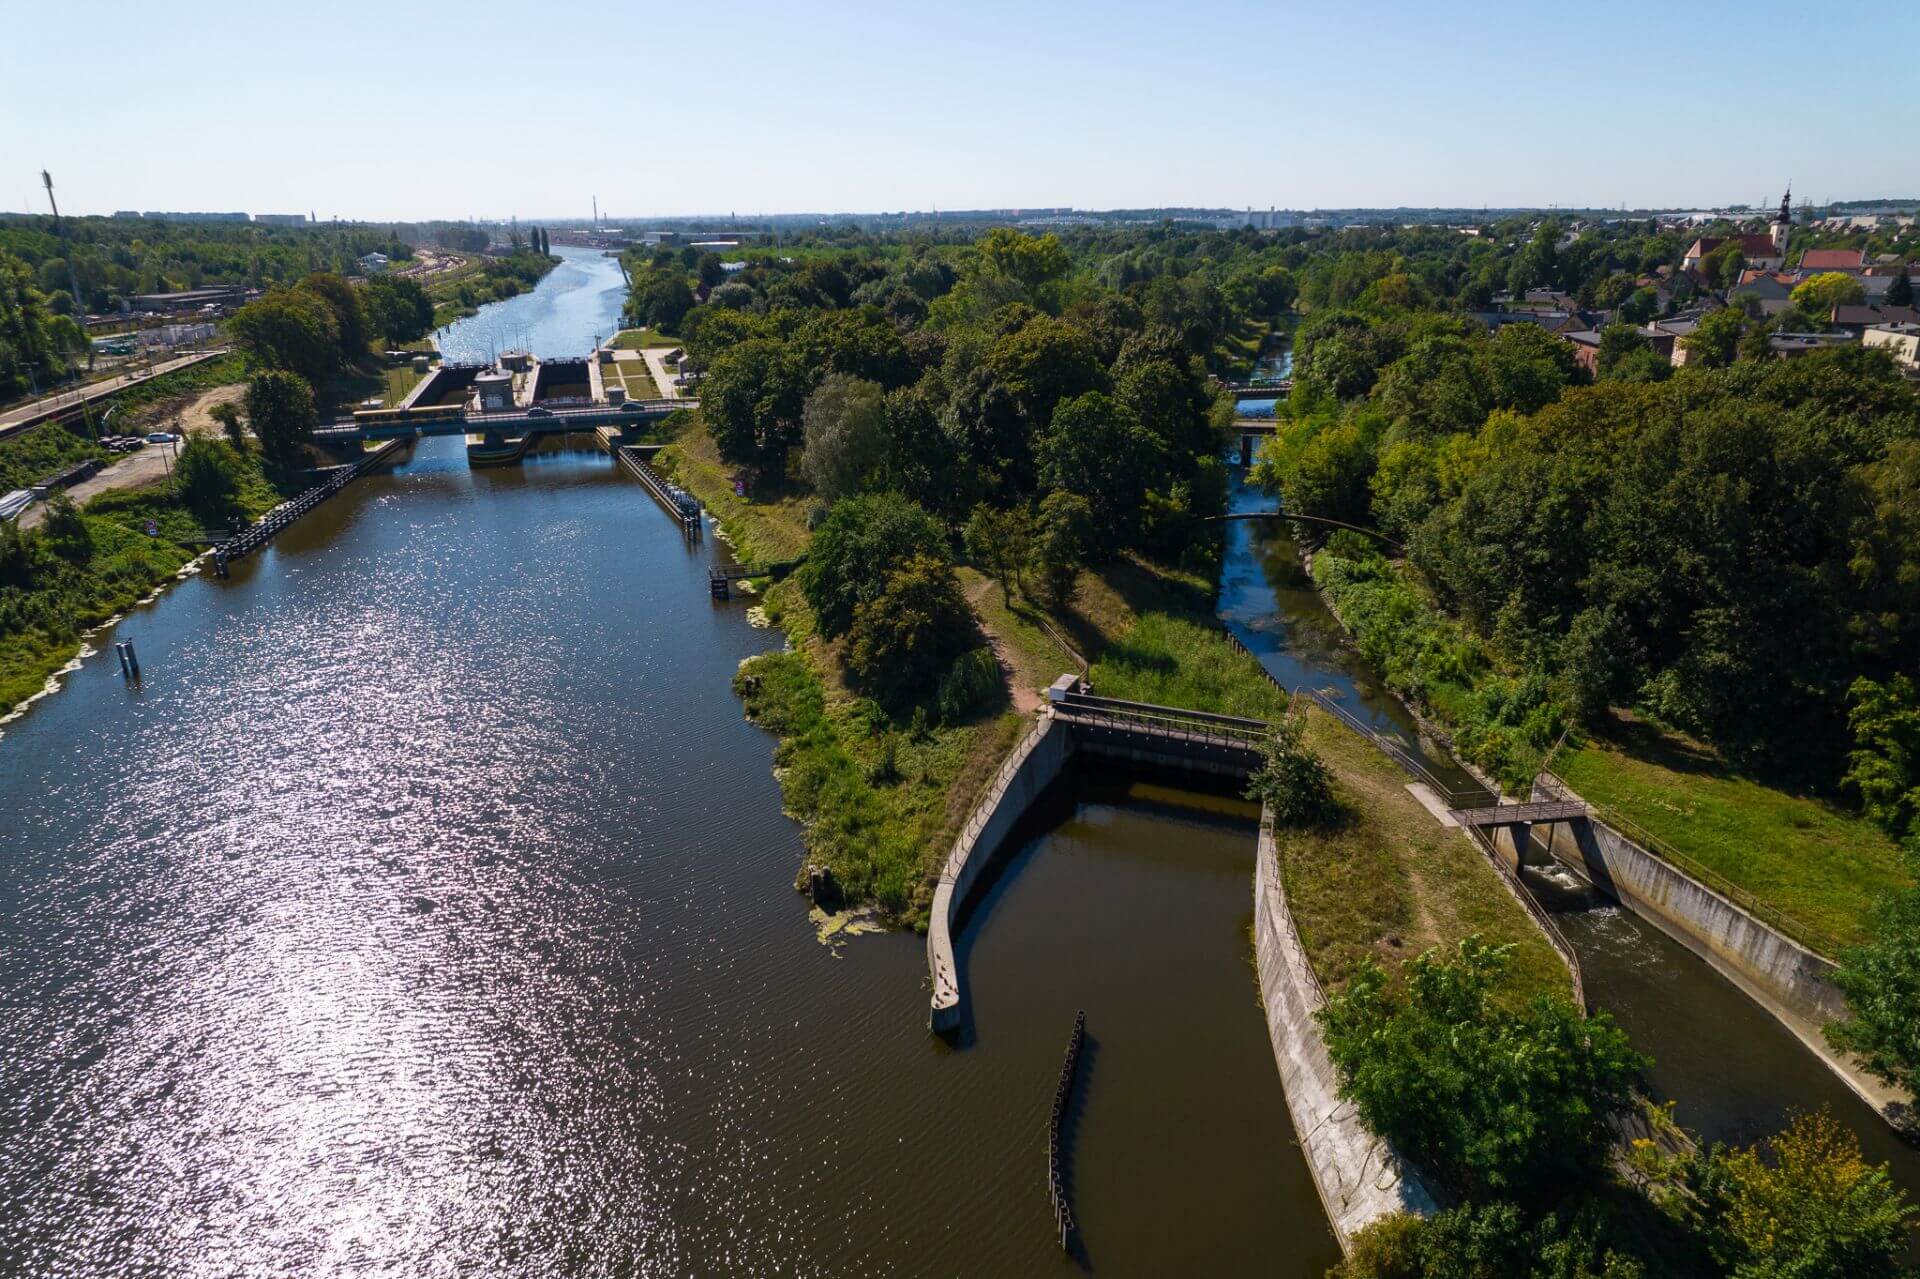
[1050,692,1271,759]
[1446,799,1587,828]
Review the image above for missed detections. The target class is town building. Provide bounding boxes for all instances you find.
[1797,247,1866,274]
[1682,189,1792,273]
[1863,323,1920,371]
[357,252,390,274]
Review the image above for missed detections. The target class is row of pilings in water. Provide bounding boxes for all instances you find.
[209,437,408,578]
[1047,1010,1087,1251]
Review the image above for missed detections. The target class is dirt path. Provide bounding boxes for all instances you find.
[965,579,1044,715]
[19,385,239,529]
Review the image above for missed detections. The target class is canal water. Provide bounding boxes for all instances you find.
[434,244,630,363]
[1218,468,1920,1204]
[0,433,1337,1275]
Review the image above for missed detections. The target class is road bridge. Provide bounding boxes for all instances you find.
[313,399,696,444]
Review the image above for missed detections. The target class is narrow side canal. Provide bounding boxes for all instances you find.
[1217,468,1920,1203]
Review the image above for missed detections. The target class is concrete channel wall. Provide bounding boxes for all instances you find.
[926,715,1077,1033]
[1520,777,1912,1122]
[1525,784,1844,1024]
[1254,808,1437,1251]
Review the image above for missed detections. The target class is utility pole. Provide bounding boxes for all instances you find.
[42,170,86,314]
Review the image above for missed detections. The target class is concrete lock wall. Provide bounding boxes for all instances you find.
[927,715,1076,1033]
[1254,807,1436,1252]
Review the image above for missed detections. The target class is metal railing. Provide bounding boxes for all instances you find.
[1293,687,1481,809]
[1453,818,1589,1011]
[937,717,1053,887]
[1046,1010,1086,1251]
[1053,692,1271,748]
[1535,770,1845,958]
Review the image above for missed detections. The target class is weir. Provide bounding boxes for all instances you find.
[928,680,1453,1255]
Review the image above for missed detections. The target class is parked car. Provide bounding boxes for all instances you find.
[526,407,553,418]
[145,432,175,444]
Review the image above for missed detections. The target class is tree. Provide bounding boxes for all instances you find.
[363,275,434,345]
[1317,937,1644,1198]
[228,287,340,386]
[39,495,91,564]
[296,272,372,361]
[244,370,318,470]
[1679,306,1745,368]
[976,228,1071,292]
[1841,675,1920,836]
[1792,271,1866,314]
[846,554,975,709]
[962,502,1030,602]
[797,492,950,639]
[1685,1110,1914,1279]
[1825,843,1920,1094]
[799,374,887,502]
[174,437,245,518]
[1244,714,1337,826]
[701,337,809,478]
[1029,490,1093,606]
[208,400,247,449]
[697,253,725,289]
[1035,391,1156,545]
[1595,324,1651,379]
[1888,270,1915,309]
[1702,240,1747,290]
[632,270,695,331]
[986,315,1106,424]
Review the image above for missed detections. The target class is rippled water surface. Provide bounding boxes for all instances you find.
[0,439,1335,1277]
[435,244,629,362]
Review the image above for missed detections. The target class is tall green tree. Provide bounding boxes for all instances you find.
[799,374,887,502]
[244,370,318,470]
[228,288,340,387]
[797,492,950,639]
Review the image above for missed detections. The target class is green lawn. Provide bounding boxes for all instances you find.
[610,328,683,350]
[1278,704,1573,1009]
[1553,722,1912,953]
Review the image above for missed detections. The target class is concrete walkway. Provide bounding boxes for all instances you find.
[640,346,687,400]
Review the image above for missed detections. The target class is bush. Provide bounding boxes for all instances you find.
[1245,714,1337,826]
[1682,1110,1914,1279]
[1317,937,1643,1199]
[936,647,1002,724]
[174,437,246,519]
[244,371,318,470]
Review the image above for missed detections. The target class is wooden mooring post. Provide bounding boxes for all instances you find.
[1047,1010,1087,1251]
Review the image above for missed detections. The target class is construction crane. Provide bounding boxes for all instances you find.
[41,170,85,313]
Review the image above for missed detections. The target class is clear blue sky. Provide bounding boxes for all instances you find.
[6,0,1916,221]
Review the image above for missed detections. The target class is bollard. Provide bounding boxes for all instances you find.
[114,642,130,679]
[123,638,141,683]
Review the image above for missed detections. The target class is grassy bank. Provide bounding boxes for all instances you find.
[735,603,1026,923]
[653,416,811,563]
[1276,704,1572,1007]
[1554,721,1910,952]
[0,453,285,711]
[610,328,682,351]
[1310,544,1912,956]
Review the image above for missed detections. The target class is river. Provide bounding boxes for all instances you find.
[434,244,630,363]
[1217,470,1920,1209]
[0,269,1340,1273]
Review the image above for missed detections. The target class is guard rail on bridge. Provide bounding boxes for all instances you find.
[1446,798,1588,828]
[1051,690,1273,752]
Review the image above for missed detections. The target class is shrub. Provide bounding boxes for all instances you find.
[798,492,950,639]
[1317,937,1643,1199]
[936,647,1002,724]
[1245,713,1337,826]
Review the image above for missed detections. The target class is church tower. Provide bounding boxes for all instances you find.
[1771,185,1792,255]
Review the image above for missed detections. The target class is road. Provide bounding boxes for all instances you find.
[15,384,242,529]
[0,348,232,439]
